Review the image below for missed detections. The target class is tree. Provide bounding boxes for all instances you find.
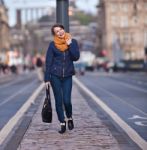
[71,11,96,25]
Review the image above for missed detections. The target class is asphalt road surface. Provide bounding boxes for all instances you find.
[0,71,41,131]
[76,71,147,141]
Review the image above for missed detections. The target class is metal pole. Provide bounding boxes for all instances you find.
[0,21,2,52]
[56,0,69,32]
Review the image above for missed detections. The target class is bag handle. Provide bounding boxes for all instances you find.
[46,85,51,100]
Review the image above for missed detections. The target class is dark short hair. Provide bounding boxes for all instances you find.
[51,24,64,35]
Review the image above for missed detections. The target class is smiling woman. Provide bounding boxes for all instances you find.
[44,23,80,134]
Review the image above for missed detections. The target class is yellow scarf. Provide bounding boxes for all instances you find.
[54,32,71,52]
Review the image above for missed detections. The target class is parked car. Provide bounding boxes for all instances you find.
[74,62,86,75]
[101,60,127,72]
[80,51,96,72]
[104,61,114,72]
[113,61,127,72]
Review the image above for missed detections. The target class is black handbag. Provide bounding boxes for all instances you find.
[41,85,52,123]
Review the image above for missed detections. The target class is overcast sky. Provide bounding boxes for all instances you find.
[4,0,98,26]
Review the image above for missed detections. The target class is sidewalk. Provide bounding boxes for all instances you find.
[17,85,121,150]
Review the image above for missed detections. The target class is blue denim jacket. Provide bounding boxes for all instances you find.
[44,39,80,82]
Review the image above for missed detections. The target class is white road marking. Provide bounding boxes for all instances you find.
[0,83,44,145]
[128,115,147,126]
[129,115,147,120]
[73,77,147,150]
[135,121,147,127]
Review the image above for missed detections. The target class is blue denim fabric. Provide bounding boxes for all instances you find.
[44,39,80,82]
[50,74,72,123]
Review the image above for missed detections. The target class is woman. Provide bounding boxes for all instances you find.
[44,24,80,134]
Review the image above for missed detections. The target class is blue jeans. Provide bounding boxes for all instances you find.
[50,75,72,123]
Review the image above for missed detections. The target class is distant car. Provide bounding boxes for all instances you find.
[80,51,96,72]
[104,61,114,72]
[74,62,86,75]
[113,61,127,72]
[101,60,127,72]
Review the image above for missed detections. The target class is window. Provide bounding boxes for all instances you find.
[131,16,138,27]
[120,32,133,44]
[112,32,119,42]
[111,16,118,26]
[125,51,131,60]
[120,16,128,27]
[130,51,135,60]
[136,50,144,59]
[110,4,118,12]
[144,3,147,10]
[137,3,141,10]
[145,16,147,25]
[130,32,134,43]
[123,32,130,44]
[124,33,129,42]
[122,3,128,12]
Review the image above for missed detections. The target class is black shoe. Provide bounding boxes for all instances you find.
[68,119,74,130]
[58,121,66,134]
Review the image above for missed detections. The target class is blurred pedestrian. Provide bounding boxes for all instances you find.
[36,53,43,81]
[44,24,80,134]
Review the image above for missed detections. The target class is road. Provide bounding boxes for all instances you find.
[0,71,147,149]
[0,71,42,131]
[76,71,147,142]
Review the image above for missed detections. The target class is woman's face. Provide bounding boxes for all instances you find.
[54,27,65,38]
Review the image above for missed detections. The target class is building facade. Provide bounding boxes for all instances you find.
[98,0,147,61]
[0,0,10,63]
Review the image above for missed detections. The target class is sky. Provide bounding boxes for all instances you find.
[4,0,98,26]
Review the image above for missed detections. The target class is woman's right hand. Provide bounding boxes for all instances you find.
[66,37,72,45]
[45,81,50,89]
